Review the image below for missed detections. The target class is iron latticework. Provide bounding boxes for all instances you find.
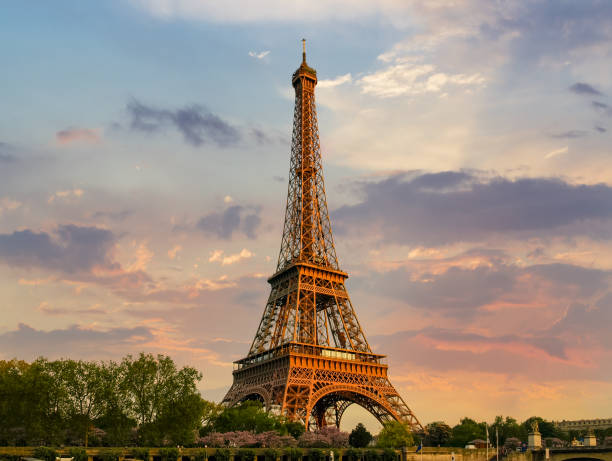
[223,43,423,432]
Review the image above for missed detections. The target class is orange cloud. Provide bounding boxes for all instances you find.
[56,127,100,145]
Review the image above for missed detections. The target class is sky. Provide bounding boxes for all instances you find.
[1,0,612,432]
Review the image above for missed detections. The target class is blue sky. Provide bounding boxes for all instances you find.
[1,0,612,431]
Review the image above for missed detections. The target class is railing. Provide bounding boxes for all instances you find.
[234,343,386,370]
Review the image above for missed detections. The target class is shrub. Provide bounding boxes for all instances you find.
[69,448,88,461]
[308,448,325,461]
[194,449,208,461]
[34,447,57,461]
[215,449,231,461]
[159,448,180,461]
[364,451,381,461]
[236,449,256,461]
[381,449,397,461]
[99,449,122,461]
[285,447,303,461]
[344,449,362,461]
[263,448,280,461]
[132,448,150,461]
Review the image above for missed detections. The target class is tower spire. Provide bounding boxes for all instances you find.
[302,38,306,63]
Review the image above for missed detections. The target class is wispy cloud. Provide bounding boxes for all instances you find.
[569,82,603,96]
[248,50,270,59]
[0,197,21,216]
[318,73,352,88]
[48,188,84,203]
[545,146,568,159]
[56,127,101,145]
[209,248,253,265]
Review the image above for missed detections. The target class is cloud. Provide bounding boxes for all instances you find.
[209,248,253,265]
[248,50,270,59]
[594,126,607,133]
[544,146,568,159]
[92,209,134,221]
[0,225,116,273]
[56,127,101,145]
[126,99,241,147]
[168,244,182,260]
[569,82,603,96]
[318,73,352,88]
[358,60,485,98]
[0,323,154,360]
[334,171,612,246]
[196,205,261,239]
[48,188,84,203]
[550,130,587,139]
[0,197,21,216]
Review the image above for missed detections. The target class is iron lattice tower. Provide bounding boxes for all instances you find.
[223,43,423,432]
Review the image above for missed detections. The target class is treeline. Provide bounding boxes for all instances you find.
[417,417,612,448]
[0,354,204,447]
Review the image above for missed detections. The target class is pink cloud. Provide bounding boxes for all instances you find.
[56,127,100,145]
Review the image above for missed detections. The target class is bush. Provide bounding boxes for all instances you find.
[344,449,362,461]
[263,448,280,461]
[215,449,231,461]
[236,449,256,461]
[381,449,397,461]
[194,449,208,461]
[285,447,303,461]
[308,448,325,461]
[69,448,88,461]
[132,448,150,461]
[34,447,57,461]
[364,451,381,461]
[99,449,123,461]
[159,448,180,461]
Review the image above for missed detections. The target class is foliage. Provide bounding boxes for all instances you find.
[263,448,281,461]
[132,448,150,461]
[198,430,296,448]
[376,422,413,449]
[349,424,373,448]
[33,447,57,461]
[424,422,452,447]
[381,448,397,461]
[194,449,208,461]
[286,422,306,439]
[503,437,522,450]
[211,401,286,435]
[298,427,349,448]
[364,450,382,461]
[449,418,486,447]
[159,447,180,461]
[285,447,304,461]
[214,449,231,461]
[308,448,326,461]
[68,447,88,461]
[236,449,256,461]
[489,416,523,447]
[99,449,122,461]
[344,448,363,461]
[521,417,563,440]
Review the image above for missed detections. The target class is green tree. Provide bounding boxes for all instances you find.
[521,417,563,440]
[213,400,285,434]
[350,423,373,448]
[424,422,452,446]
[122,353,204,445]
[377,421,414,448]
[490,416,523,446]
[449,418,486,447]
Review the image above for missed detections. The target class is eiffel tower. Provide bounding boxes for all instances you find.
[223,42,423,432]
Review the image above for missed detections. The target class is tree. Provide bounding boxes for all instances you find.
[122,353,204,446]
[449,418,486,447]
[349,423,373,448]
[377,421,414,448]
[212,401,285,434]
[424,422,452,446]
[490,416,523,447]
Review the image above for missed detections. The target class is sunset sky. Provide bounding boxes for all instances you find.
[1,1,612,431]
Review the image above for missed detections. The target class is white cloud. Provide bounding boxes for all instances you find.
[545,146,569,159]
[168,245,182,260]
[358,61,485,98]
[248,50,270,59]
[208,248,254,265]
[223,195,234,203]
[318,73,352,88]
